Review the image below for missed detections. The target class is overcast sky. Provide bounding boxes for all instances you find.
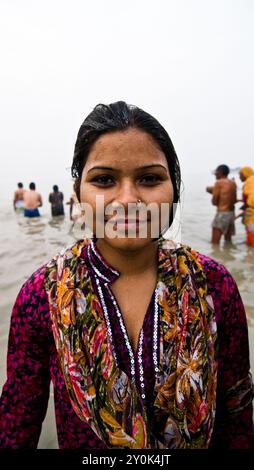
[0,0,253,201]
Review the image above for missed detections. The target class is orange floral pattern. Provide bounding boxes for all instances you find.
[44,238,218,448]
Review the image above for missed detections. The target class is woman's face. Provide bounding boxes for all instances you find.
[79,127,174,251]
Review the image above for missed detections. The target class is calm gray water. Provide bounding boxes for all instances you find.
[0,178,253,448]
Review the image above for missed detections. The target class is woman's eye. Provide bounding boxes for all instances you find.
[91,175,114,186]
[139,175,161,185]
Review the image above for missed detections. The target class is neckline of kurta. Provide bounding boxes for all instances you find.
[82,233,174,285]
[81,234,166,403]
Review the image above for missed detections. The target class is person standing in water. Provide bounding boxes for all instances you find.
[206,164,237,244]
[23,182,43,218]
[49,185,64,217]
[239,166,254,247]
[13,182,25,211]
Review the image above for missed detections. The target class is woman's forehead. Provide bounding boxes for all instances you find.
[84,128,167,169]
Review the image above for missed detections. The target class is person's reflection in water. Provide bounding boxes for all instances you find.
[48,215,65,232]
[209,243,236,263]
[18,213,47,235]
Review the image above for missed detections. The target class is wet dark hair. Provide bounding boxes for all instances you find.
[216,164,230,177]
[72,101,180,198]
[29,182,36,190]
[53,185,59,192]
[17,182,23,188]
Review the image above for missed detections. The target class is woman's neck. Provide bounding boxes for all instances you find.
[96,238,159,276]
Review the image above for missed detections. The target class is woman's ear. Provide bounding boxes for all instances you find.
[74,179,81,202]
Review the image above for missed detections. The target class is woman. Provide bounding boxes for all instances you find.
[0,101,253,449]
[48,185,64,217]
[239,166,254,247]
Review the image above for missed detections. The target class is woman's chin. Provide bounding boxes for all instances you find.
[102,234,155,252]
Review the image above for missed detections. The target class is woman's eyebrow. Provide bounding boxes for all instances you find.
[87,166,115,173]
[136,164,168,172]
[87,164,168,173]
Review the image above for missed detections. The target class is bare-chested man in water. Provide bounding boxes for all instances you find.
[206,164,237,244]
[13,182,25,211]
[23,182,43,217]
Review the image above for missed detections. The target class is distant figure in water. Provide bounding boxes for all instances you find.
[13,182,25,211]
[23,182,43,217]
[66,186,85,235]
[206,164,237,244]
[239,166,254,247]
[49,185,64,217]
[67,186,82,222]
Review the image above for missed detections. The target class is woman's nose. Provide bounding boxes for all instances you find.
[115,180,140,206]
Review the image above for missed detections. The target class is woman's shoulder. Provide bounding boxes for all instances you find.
[21,239,89,288]
[12,240,90,331]
[11,264,50,336]
[188,245,237,291]
[184,246,240,308]
[160,239,238,297]
[167,241,244,325]
[46,239,90,270]
[196,251,239,302]
[16,240,88,302]
[16,264,48,306]
[196,251,231,280]
[161,239,227,271]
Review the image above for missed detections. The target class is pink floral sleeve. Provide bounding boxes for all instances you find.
[0,267,51,448]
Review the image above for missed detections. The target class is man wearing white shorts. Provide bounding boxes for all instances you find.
[206,164,237,244]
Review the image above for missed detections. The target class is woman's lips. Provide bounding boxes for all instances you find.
[104,219,150,232]
[105,218,149,225]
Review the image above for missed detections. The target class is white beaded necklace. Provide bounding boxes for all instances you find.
[88,240,160,402]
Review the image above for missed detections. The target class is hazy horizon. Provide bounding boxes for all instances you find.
[0,0,253,204]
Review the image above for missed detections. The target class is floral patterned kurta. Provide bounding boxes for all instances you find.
[0,238,253,448]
